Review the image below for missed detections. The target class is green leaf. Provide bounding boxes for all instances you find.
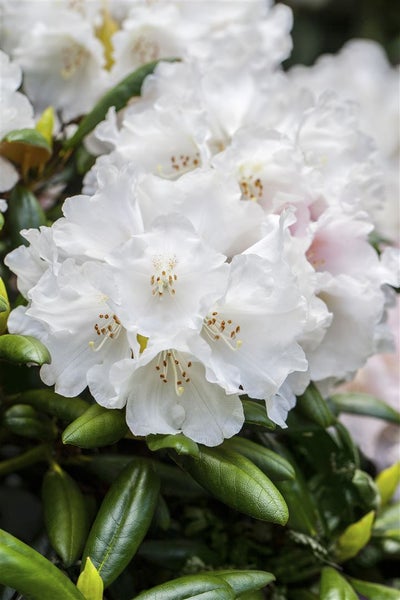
[63,60,176,150]
[242,399,276,429]
[376,462,400,507]
[320,568,358,600]
[175,446,288,524]
[42,465,90,567]
[82,460,160,588]
[77,558,104,600]
[147,433,200,457]
[132,574,235,600]
[374,501,400,531]
[208,570,275,595]
[223,437,295,481]
[9,389,89,422]
[336,510,375,562]
[7,185,46,247]
[0,529,85,600]
[3,404,56,440]
[0,334,50,365]
[349,578,400,598]
[297,383,336,428]
[0,443,49,477]
[329,393,400,424]
[0,128,51,173]
[62,404,128,448]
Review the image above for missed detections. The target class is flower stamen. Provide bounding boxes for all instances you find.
[154,349,192,396]
[150,255,178,297]
[203,311,242,350]
[89,313,122,352]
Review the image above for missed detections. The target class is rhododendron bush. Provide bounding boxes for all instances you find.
[0,1,399,599]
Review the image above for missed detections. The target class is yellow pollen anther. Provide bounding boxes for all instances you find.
[89,312,122,352]
[203,311,243,351]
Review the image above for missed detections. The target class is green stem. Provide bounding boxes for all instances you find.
[0,443,50,477]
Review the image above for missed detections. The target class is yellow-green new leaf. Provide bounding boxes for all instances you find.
[376,462,400,507]
[336,510,375,562]
[349,577,400,599]
[320,568,358,600]
[77,558,104,600]
[0,277,10,334]
[35,107,55,146]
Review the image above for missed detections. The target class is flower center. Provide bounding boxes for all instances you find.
[203,311,242,350]
[155,349,192,396]
[132,34,159,64]
[239,174,264,201]
[150,255,178,297]
[60,43,89,79]
[89,313,122,352]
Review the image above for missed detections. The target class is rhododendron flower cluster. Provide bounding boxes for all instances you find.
[2,0,399,447]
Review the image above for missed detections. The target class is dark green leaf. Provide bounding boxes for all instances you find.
[175,446,288,524]
[3,404,56,440]
[7,185,46,247]
[351,469,380,511]
[329,393,400,424]
[138,540,217,569]
[242,399,276,429]
[0,444,49,478]
[0,529,85,600]
[147,433,200,457]
[297,384,336,428]
[82,460,160,587]
[42,465,90,567]
[64,60,176,150]
[132,574,235,600]
[349,577,400,598]
[0,334,50,365]
[320,568,358,600]
[62,404,128,448]
[208,570,275,595]
[223,437,295,481]
[9,389,89,422]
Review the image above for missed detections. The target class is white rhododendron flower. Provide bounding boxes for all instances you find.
[0,51,34,192]
[3,2,399,446]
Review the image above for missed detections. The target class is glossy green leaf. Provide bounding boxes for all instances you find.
[0,334,50,365]
[376,462,400,506]
[132,574,235,600]
[336,510,375,562]
[9,389,89,422]
[0,529,85,600]
[242,399,276,429]
[374,501,400,531]
[82,460,160,587]
[320,568,358,600]
[3,404,56,440]
[138,540,217,569]
[77,557,104,600]
[62,404,128,448]
[330,393,400,424]
[349,577,400,598]
[223,437,295,481]
[7,185,46,247]
[334,421,360,469]
[175,446,288,524]
[64,60,175,150]
[208,570,275,595]
[147,433,200,457]
[297,384,336,428]
[42,465,90,567]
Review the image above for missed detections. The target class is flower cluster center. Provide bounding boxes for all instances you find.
[61,43,89,79]
[239,174,264,201]
[151,255,178,297]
